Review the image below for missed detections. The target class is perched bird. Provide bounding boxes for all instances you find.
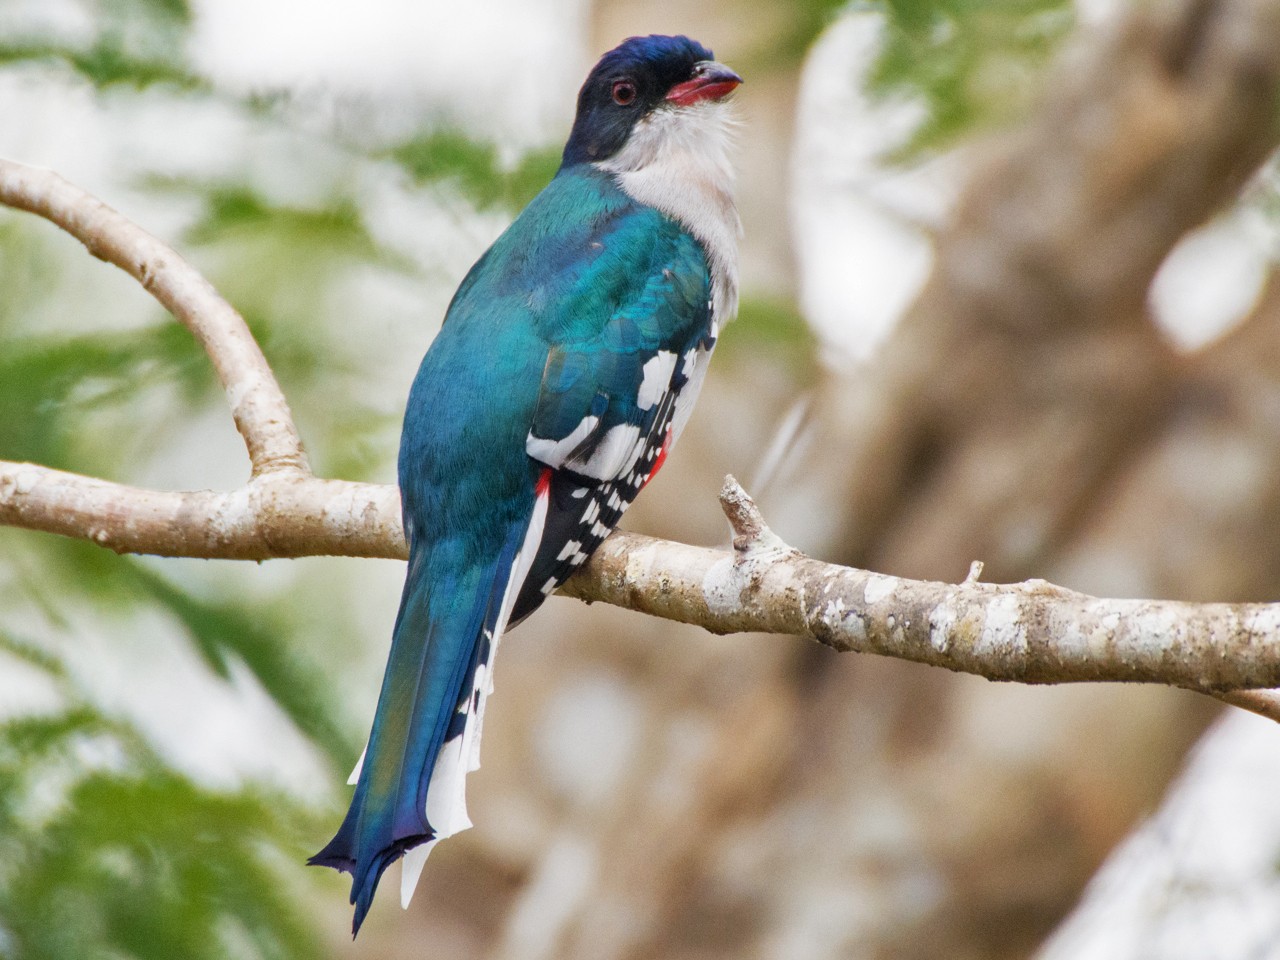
[309,34,741,934]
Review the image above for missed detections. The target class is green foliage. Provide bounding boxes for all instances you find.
[57,537,352,764]
[0,658,326,960]
[388,130,562,213]
[731,0,1072,158]
[0,524,350,957]
[0,40,203,91]
[0,323,209,471]
[0,0,199,91]
[117,556,356,767]
[869,0,1074,152]
[0,137,358,955]
[165,178,410,479]
[181,184,386,261]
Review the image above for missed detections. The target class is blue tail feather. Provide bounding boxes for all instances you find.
[309,526,524,935]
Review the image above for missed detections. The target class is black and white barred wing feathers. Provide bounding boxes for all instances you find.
[512,250,719,624]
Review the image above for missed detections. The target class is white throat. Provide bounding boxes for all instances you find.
[596,101,740,321]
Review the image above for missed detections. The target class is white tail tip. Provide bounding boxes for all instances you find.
[400,840,437,908]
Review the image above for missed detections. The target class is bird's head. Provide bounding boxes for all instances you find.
[561,35,742,169]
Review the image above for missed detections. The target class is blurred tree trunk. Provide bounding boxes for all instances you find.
[365,1,1280,958]
[745,0,1280,957]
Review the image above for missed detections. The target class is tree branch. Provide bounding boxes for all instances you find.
[561,478,1280,693]
[4,154,1280,706]
[0,460,401,560]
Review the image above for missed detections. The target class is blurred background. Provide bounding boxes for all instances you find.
[2,0,1280,957]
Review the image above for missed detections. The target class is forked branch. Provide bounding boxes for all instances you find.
[3,158,1280,719]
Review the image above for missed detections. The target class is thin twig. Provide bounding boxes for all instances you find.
[0,158,308,477]
[1210,689,1280,724]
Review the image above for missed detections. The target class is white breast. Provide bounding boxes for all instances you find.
[597,100,741,322]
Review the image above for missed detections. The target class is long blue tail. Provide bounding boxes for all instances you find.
[309,529,520,934]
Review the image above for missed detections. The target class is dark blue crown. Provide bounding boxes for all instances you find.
[561,35,716,168]
[593,35,713,75]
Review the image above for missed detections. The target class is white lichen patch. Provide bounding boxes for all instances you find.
[1244,605,1280,646]
[846,611,867,644]
[1052,618,1089,660]
[815,595,869,648]
[822,596,867,647]
[929,600,959,653]
[977,593,1027,657]
[1127,604,1184,658]
[1066,599,1130,660]
[702,556,743,616]
[208,486,255,541]
[863,574,897,605]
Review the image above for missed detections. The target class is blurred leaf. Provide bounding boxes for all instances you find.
[869,0,1073,153]
[0,632,67,677]
[131,0,193,22]
[0,324,211,470]
[181,184,385,261]
[0,708,108,765]
[6,776,320,960]
[0,36,199,94]
[0,0,199,92]
[0,700,327,960]
[149,178,410,478]
[124,560,356,765]
[64,40,203,91]
[387,130,561,212]
[16,536,353,768]
[719,296,818,374]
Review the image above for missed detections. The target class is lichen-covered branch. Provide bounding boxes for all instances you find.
[8,454,1280,697]
[561,479,1280,694]
[0,157,308,476]
[4,126,1280,708]
[0,460,401,560]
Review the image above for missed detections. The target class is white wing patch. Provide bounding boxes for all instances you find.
[556,539,583,561]
[400,480,551,910]
[568,423,643,480]
[637,351,678,410]
[527,414,600,468]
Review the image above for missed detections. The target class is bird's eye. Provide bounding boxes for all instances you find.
[611,80,637,106]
